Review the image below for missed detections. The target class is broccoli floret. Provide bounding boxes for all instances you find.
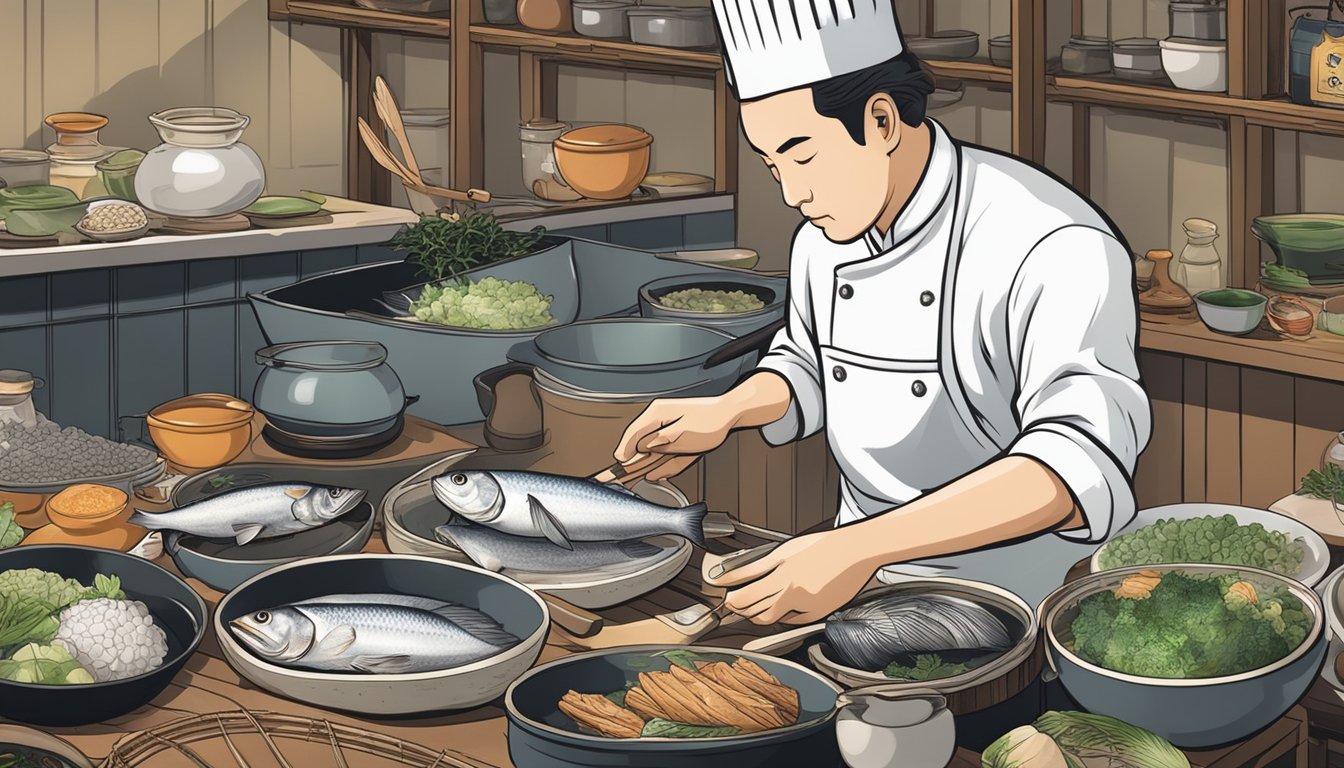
[1069,572,1308,678]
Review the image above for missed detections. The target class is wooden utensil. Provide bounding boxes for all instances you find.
[357,118,492,203]
[373,76,425,184]
[541,594,603,637]
[741,623,826,655]
[590,452,673,486]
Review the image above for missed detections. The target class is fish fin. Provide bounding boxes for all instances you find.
[232,523,265,546]
[350,654,414,674]
[603,482,639,497]
[527,494,572,551]
[617,539,664,560]
[431,605,521,647]
[310,625,358,659]
[675,502,709,548]
[127,510,158,528]
[283,486,308,499]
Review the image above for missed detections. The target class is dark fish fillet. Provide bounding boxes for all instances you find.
[824,593,1012,672]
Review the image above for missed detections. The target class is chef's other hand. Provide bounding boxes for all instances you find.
[614,396,738,481]
[711,530,871,625]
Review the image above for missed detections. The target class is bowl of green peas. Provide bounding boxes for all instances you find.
[639,274,784,337]
[1090,502,1330,588]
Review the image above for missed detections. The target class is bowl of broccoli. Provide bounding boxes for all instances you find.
[1039,563,1326,749]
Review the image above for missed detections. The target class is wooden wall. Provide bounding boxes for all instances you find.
[699,431,840,535]
[0,0,345,197]
[1135,350,1344,511]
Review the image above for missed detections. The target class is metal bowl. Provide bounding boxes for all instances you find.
[1090,502,1330,588]
[214,553,549,716]
[638,273,784,337]
[506,645,843,768]
[906,30,980,60]
[1040,563,1327,748]
[0,545,207,726]
[804,579,1041,716]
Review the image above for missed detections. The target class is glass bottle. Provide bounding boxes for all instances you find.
[0,370,41,428]
[1174,217,1224,295]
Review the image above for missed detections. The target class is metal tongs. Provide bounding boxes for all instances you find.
[359,76,491,205]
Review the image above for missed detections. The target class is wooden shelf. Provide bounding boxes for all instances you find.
[925,58,1013,85]
[1049,74,1344,139]
[1140,316,1344,382]
[284,1,451,37]
[470,24,722,71]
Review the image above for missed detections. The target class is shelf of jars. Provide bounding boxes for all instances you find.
[281,0,453,36]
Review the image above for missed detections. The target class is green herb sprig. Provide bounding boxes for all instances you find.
[389,213,547,283]
[1298,464,1344,503]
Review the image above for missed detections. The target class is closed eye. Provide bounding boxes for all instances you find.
[796,154,816,166]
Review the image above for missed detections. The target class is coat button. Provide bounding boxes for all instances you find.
[912,380,927,397]
[920,290,935,306]
[833,366,847,382]
[838,284,853,299]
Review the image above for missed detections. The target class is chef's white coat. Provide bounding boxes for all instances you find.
[755,119,1152,608]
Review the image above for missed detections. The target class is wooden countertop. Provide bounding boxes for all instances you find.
[1140,313,1344,382]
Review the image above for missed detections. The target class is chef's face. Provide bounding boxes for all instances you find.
[741,87,902,242]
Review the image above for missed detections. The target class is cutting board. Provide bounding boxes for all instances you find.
[1269,492,1344,548]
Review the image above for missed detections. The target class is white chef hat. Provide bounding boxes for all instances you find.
[711,0,907,101]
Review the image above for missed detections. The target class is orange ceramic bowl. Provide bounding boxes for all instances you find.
[553,124,654,200]
[147,393,254,469]
[45,484,128,531]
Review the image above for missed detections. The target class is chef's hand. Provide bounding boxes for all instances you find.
[710,529,873,625]
[614,396,739,481]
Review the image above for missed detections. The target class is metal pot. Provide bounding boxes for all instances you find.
[638,273,784,337]
[252,341,418,438]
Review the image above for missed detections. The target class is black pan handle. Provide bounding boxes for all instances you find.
[701,317,786,370]
[473,362,535,417]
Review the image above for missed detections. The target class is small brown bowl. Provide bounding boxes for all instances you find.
[45,484,128,531]
[1267,295,1316,337]
[147,393,255,469]
[553,124,653,200]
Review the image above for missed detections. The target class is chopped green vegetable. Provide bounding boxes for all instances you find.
[1299,464,1344,504]
[0,642,94,685]
[408,276,555,330]
[656,288,765,314]
[0,502,22,549]
[0,595,59,650]
[640,719,739,739]
[1032,711,1189,768]
[651,649,735,671]
[1097,514,1306,576]
[390,213,547,283]
[207,474,235,490]
[1070,571,1310,678]
[883,654,971,681]
[605,690,628,707]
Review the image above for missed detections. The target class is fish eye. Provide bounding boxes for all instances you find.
[330,489,344,497]
[255,611,270,624]
[451,473,467,486]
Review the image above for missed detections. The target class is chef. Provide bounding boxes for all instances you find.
[614,0,1152,620]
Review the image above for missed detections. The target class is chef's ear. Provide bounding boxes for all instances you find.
[867,94,901,150]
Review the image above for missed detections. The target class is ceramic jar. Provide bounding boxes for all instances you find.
[135,107,265,218]
[517,0,572,32]
[252,341,415,439]
[1175,217,1224,294]
[45,113,117,198]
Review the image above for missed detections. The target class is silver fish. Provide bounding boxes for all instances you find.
[228,593,520,674]
[825,594,1013,672]
[433,522,667,574]
[431,470,707,550]
[128,483,365,546]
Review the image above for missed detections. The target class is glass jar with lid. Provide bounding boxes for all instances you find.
[44,112,117,198]
[1061,36,1114,74]
[0,370,42,428]
[1174,217,1224,294]
[135,107,265,218]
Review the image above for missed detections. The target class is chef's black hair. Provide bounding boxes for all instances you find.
[809,51,935,145]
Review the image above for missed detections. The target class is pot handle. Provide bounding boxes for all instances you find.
[474,362,535,418]
[702,317,786,370]
[403,394,421,409]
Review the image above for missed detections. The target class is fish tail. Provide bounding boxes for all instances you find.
[127,509,159,528]
[675,502,709,548]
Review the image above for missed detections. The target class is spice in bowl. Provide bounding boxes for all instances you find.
[25,483,146,551]
[78,202,147,235]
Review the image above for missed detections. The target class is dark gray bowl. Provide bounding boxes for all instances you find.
[637,273,784,338]
[506,645,843,768]
[164,501,375,592]
[0,545,207,726]
[1040,563,1327,749]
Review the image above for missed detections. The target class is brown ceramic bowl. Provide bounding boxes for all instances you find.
[45,484,128,531]
[553,124,653,200]
[147,393,255,469]
[1267,295,1315,336]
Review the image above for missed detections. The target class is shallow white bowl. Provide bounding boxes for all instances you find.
[1160,36,1227,92]
[1090,502,1330,588]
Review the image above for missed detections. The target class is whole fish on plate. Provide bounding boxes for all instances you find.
[431,470,707,550]
[129,483,365,546]
[228,593,520,674]
[433,522,669,574]
[825,593,1013,672]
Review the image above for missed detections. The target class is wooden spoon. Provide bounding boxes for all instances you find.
[373,76,425,184]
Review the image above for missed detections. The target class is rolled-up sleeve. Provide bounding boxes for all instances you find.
[1005,225,1152,544]
[755,233,825,446]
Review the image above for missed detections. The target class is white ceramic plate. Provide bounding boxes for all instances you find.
[1090,502,1330,588]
